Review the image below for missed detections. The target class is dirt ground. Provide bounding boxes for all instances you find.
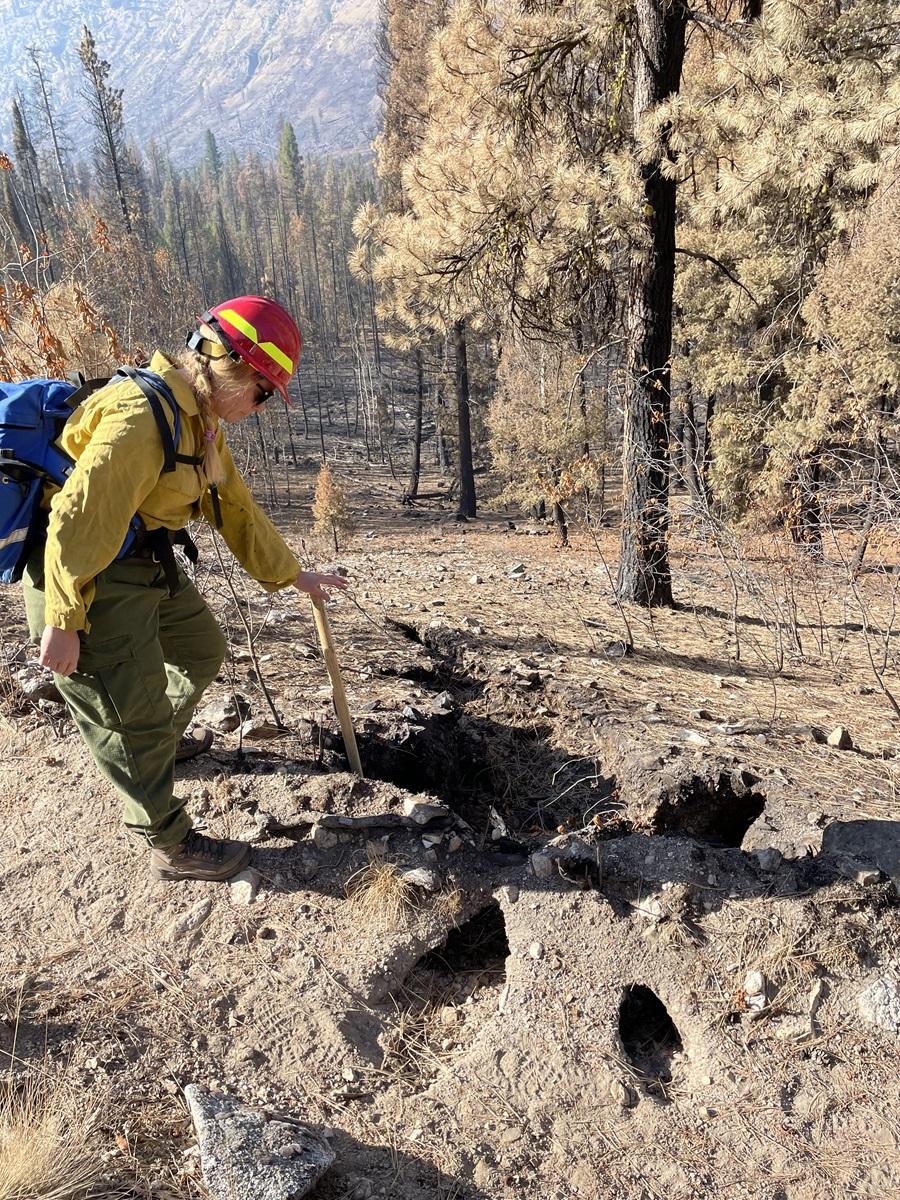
[1,460,899,1200]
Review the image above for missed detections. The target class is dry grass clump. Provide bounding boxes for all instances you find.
[0,1078,108,1200]
[346,850,417,929]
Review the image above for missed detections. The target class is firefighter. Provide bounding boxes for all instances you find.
[23,296,345,882]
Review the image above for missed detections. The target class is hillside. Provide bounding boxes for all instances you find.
[1,461,899,1198]
[0,0,379,160]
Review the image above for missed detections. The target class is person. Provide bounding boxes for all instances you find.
[21,295,346,882]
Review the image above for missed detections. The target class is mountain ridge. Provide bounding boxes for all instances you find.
[0,0,379,164]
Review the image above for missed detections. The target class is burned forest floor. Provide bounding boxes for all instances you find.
[1,459,899,1200]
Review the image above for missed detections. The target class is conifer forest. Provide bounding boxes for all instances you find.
[1,6,900,1200]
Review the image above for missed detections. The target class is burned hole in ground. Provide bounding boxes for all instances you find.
[380,903,509,1084]
[358,709,617,835]
[618,984,684,1101]
[649,769,766,848]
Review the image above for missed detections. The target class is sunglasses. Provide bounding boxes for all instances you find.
[252,375,275,405]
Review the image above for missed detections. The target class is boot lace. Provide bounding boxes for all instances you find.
[180,830,228,863]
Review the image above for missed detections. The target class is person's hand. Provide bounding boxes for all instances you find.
[292,570,348,602]
[39,626,81,676]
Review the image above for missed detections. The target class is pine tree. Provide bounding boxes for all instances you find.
[27,47,72,211]
[312,464,355,550]
[278,120,304,218]
[617,0,687,606]
[360,0,900,602]
[203,129,223,191]
[78,25,134,233]
[10,99,51,261]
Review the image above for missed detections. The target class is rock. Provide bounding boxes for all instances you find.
[690,708,714,721]
[167,898,213,943]
[752,848,784,873]
[511,662,542,687]
[499,1125,524,1146]
[312,825,339,850]
[822,820,900,891]
[462,615,483,633]
[229,868,261,906]
[744,970,767,1012]
[744,970,766,996]
[530,852,555,880]
[401,798,450,825]
[602,640,631,659]
[827,726,854,750]
[858,978,900,1034]
[645,701,661,714]
[508,563,527,578]
[345,1178,374,1200]
[697,1106,717,1121]
[240,720,287,741]
[184,1085,334,1199]
[468,575,483,585]
[856,867,882,886]
[430,690,455,714]
[198,695,249,734]
[16,664,62,703]
[440,1006,460,1026]
[528,941,544,960]
[400,867,439,892]
[635,897,664,923]
[683,730,711,748]
[607,1079,633,1108]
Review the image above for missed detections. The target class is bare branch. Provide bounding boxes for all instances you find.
[674,246,759,305]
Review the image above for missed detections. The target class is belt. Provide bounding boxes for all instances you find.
[126,527,199,595]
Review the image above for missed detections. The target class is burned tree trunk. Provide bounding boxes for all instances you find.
[403,347,425,504]
[850,430,885,577]
[789,456,823,561]
[617,0,687,607]
[454,320,477,519]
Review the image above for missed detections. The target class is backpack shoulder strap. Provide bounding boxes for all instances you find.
[115,366,203,473]
[116,366,177,473]
[65,372,113,410]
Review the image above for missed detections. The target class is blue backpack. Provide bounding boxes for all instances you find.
[0,366,198,583]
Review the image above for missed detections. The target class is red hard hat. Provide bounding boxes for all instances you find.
[202,296,302,403]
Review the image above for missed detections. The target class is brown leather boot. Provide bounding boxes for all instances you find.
[150,830,250,882]
[174,727,214,762]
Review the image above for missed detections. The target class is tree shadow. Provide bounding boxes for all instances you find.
[634,644,775,679]
[307,1127,491,1200]
[681,600,900,641]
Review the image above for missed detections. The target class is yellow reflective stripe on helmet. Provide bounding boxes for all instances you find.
[218,307,294,374]
[258,340,293,374]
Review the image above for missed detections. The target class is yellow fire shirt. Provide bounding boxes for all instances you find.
[42,352,301,632]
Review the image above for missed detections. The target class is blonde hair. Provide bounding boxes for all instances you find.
[176,324,258,487]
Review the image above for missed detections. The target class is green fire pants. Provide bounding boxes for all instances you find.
[23,551,226,847]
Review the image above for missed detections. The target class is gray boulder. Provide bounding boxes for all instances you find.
[184,1084,335,1200]
[822,820,900,890]
[858,978,900,1035]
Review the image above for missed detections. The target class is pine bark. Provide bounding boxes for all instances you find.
[404,347,425,502]
[454,320,477,518]
[617,0,687,606]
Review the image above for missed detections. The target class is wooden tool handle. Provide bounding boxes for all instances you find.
[311,597,364,778]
